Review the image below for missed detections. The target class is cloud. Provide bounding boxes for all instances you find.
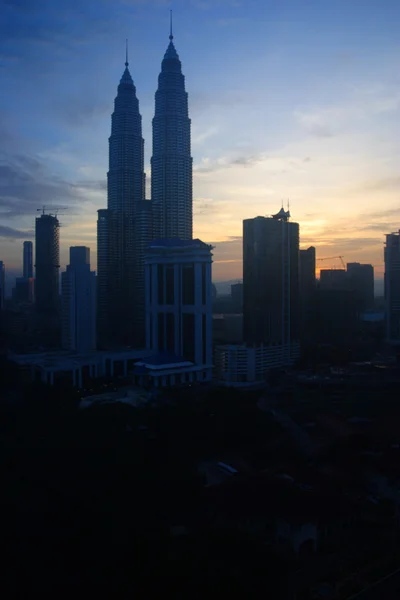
[0,225,33,239]
[0,152,96,217]
[294,111,334,138]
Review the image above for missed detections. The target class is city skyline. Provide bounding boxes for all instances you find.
[1,0,400,285]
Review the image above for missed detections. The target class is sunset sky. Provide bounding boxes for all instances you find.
[1,0,399,289]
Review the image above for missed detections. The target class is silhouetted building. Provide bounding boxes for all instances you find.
[347,262,374,311]
[144,239,213,382]
[23,241,33,279]
[151,27,192,240]
[98,51,148,347]
[243,209,300,349]
[300,247,316,341]
[312,289,359,345]
[384,231,400,344]
[211,283,217,301]
[13,277,34,304]
[319,269,347,291]
[231,282,243,312]
[35,213,60,315]
[0,261,5,310]
[62,246,96,353]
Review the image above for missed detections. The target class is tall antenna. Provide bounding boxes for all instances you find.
[169,9,173,40]
[125,38,129,67]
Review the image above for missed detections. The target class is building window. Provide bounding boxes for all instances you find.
[202,314,207,364]
[158,265,164,304]
[158,313,164,351]
[182,313,195,362]
[202,263,206,305]
[166,266,174,305]
[166,313,174,352]
[182,264,194,305]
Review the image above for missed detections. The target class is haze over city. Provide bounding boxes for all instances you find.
[1,0,400,286]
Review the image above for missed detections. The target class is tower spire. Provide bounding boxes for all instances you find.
[169,9,173,40]
[125,38,129,67]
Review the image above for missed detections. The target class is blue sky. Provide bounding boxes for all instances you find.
[1,0,400,288]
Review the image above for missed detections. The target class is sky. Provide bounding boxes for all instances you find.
[1,0,400,291]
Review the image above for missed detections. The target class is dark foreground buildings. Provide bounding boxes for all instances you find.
[35,213,60,315]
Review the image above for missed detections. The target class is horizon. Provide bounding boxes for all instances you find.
[1,0,399,284]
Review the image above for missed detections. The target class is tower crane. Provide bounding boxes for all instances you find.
[316,255,346,269]
[36,205,69,217]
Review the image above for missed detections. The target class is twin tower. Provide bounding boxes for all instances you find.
[97,29,193,347]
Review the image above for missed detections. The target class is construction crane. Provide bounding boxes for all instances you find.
[316,255,346,269]
[36,205,69,217]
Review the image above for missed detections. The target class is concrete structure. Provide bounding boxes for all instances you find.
[144,238,213,382]
[214,342,300,387]
[0,260,5,310]
[151,26,192,240]
[96,208,109,344]
[230,282,243,312]
[98,51,148,347]
[9,348,147,388]
[243,209,300,352]
[319,269,347,291]
[384,230,400,344]
[13,277,34,304]
[299,246,316,341]
[133,351,207,388]
[347,262,374,310]
[62,247,96,353]
[35,213,60,315]
[23,241,33,279]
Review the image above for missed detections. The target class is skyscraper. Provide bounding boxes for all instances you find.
[99,48,147,346]
[384,231,400,343]
[243,209,300,348]
[151,23,192,240]
[347,262,374,311]
[62,246,96,353]
[0,261,5,310]
[35,213,60,314]
[23,241,33,279]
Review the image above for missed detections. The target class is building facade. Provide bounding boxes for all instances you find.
[144,239,213,381]
[347,262,374,311]
[151,30,192,240]
[62,247,96,353]
[98,54,148,346]
[0,260,5,310]
[384,231,400,344]
[35,213,60,315]
[23,241,33,279]
[214,343,300,387]
[243,209,300,349]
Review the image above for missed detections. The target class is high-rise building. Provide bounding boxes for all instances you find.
[98,50,148,346]
[151,26,192,240]
[35,213,60,314]
[231,282,243,313]
[347,262,374,311]
[0,261,5,310]
[243,209,300,348]
[23,241,33,279]
[319,269,347,291]
[299,247,316,342]
[384,231,400,343]
[144,239,213,381]
[61,246,96,353]
[13,277,34,304]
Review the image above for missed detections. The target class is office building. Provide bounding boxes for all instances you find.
[144,239,213,383]
[347,262,374,311]
[151,26,192,240]
[13,277,34,304]
[23,241,33,279]
[231,282,243,313]
[384,231,400,344]
[35,213,60,314]
[299,246,316,340]
[243,209,300,350]
[0,261,5,310]
[214,343,300,387]
[61,246,96,353]
[98,50,148,346]
[319,269,347,291]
